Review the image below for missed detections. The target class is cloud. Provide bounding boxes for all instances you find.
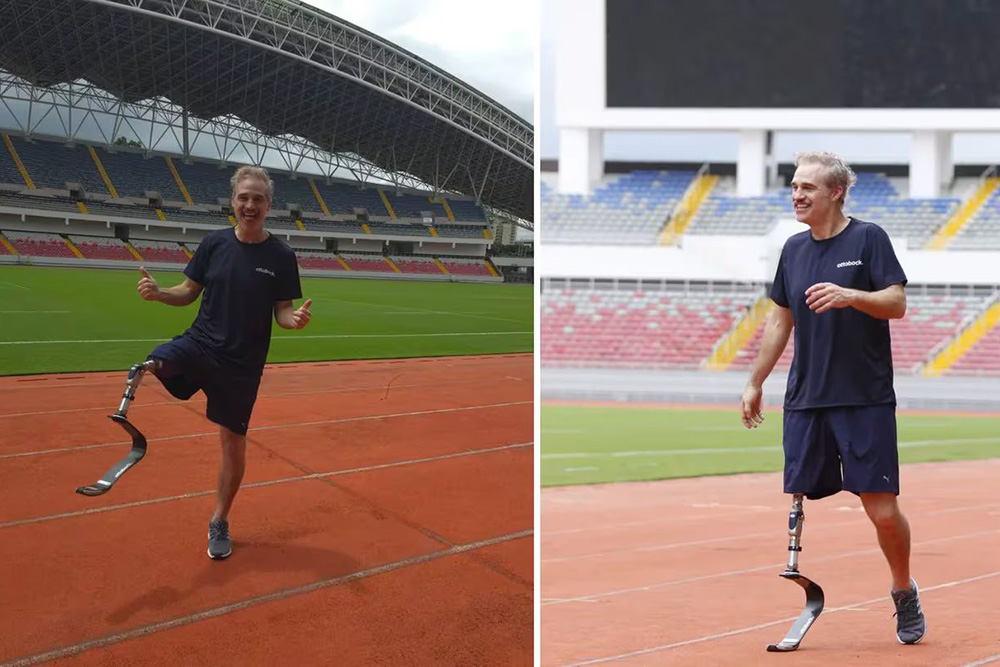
[306,0,534,122]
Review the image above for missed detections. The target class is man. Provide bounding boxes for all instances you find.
[740,151,926,644]
[136,165,312,560]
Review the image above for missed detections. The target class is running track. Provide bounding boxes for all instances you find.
[0,354,533,665]
[542,460,1000,665]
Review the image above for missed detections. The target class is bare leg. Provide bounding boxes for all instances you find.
[212,426,246,522]
[860,492,911,591]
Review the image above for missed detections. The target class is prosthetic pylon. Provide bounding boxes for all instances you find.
[766,493,825,652]
[75,360,155,496]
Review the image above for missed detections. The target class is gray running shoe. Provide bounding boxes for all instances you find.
[891,579,926,644]
[208,518,232,560]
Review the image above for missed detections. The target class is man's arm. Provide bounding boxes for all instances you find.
[136,267,203,306]
[741,305,793,428]
[804,282,906,319]
[274,298,312,330]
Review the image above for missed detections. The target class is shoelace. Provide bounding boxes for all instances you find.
[210,522,229,540]
[892,592,920,623]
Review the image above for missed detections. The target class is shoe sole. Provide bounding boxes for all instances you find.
[897,629,926,645]
[207,547,232,560]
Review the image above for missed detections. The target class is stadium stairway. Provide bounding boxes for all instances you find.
[0,230,18,255]
[164,156,194,205]
[924,294,1000,376]
[377,187,397,219]
[87,146,119,198]
[61,235,85,258]
[435,197,456,221]
[704,293,773,370]
[925,176,1000,249]
[308,178,332,215]
[659,171,719,245]
[2,133,35,189]
[433,257,450,274]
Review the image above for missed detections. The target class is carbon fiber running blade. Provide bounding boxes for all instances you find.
[75,414,148,496]
[766,571,825,652]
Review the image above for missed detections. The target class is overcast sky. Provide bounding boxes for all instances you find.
[305,0,535,124]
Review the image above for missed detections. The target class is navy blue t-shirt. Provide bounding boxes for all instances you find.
[771,218,907,410]
[184,228,301,374]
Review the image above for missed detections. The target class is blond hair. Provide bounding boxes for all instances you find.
[230,166,274,201]
[794,151,856,206]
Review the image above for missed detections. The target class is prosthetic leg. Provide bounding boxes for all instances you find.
[76,360,155,496]
[766,493,825,652]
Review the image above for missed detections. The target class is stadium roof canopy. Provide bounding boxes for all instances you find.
[0,0,533,224]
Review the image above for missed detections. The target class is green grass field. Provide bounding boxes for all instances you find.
[541,403,1000,487]
[0,265,532,375]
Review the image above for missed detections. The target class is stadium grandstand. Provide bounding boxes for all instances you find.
[541,0,1000,394]
[0,0,533,284]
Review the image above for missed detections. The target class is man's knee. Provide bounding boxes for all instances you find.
[861,492,903,529]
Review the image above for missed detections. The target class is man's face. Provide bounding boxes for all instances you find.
[232,177,271,227]
[791,162,843,224]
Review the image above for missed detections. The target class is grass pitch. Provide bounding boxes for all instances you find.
[0,265,532,375]
[541,402,1000,486]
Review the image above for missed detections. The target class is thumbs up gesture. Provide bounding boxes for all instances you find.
[137,267,161,301]
[291,298,312,329]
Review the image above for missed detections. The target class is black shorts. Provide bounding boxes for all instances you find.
[782,405,899,500]
[147,334,261,436]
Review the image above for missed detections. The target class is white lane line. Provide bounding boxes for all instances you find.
[542,436,1000,459]
[0,400,531,460]
[0,354,528,392]
[0,441,533,530]
[543,527,1000,606]
[0,331,532,346]
[542,519,861,565]
[962,653,1000,667]
[561,569,1000,666]
[0,529,533,667]
[0,280,29,290]
[0,375,521,418]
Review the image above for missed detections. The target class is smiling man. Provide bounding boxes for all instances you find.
[134,166,312,560]
[740,151,926,645]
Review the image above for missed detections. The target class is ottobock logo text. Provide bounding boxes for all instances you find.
[255,267,275,277]
[836,260,863,268]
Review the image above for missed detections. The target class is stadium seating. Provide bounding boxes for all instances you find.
[0,137,493,226]
[729,292,994,373]
[392,256,442,275]
[389,193,447,220]
[8,136,107,194]
[541,171,696,244]
[541,285,760,368]
[434,223,489,238]
[340,252,394,272]
[2,230,77,258]
[130,239,189,263]
[688,173,958,244]
[440,257,492,276]
[447,198,487,222]
[295,250,348,271]
[97,150,185,201]
[948,324,1000,375]
[68,235,135,261]
[0,192,80,214]
[952,186,1000,250]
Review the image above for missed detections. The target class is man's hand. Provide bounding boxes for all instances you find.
[741,384,765,429]
[137,267,161,302]
[805,282,856,314]
[290,298,312,329]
